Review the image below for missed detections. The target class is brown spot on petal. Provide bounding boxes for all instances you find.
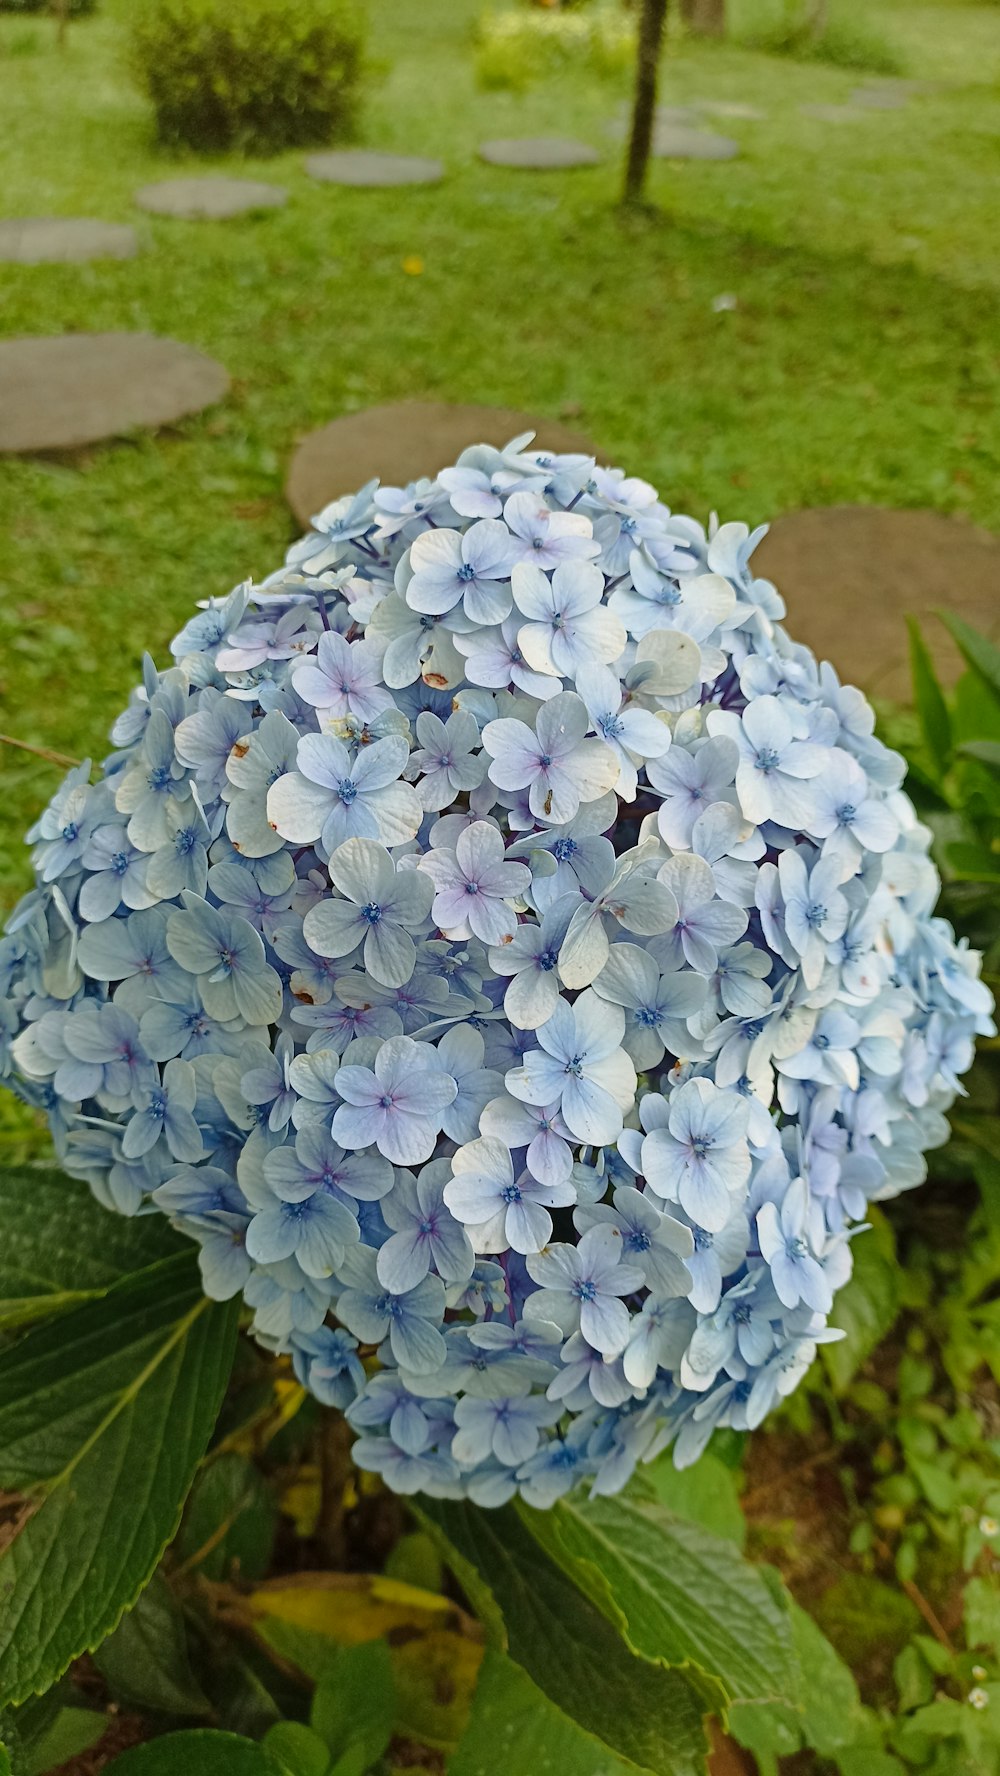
[424,671,448,690]
[231,740,250,759]
[292,989,316,1004]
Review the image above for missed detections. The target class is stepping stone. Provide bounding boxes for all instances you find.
[800,104,862,123]
[135,177,288,220]
[849,86,908,110]
[753,506,1000,699]
[696,99,767,121]
[652,125,740,160]
[478,137,601,170]
[0,332,230,455]
[0,217,138,265]
[305,152,443,187]
[658,105,702,125]
[286,400,602,528]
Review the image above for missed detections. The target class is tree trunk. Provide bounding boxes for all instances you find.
[623,0,669,207]
[52,0,70,47]
[680,0,726,35]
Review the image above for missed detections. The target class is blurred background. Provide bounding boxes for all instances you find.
[2,4,1000,1771]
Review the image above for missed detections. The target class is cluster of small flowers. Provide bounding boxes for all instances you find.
[1,435,992,1506]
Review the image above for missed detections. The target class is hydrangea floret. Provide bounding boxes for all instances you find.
[2,433,993,1505]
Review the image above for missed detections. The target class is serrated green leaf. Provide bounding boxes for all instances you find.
[633,1451,745,1547]
[0,1252,238,1705]
[0,1166,184,1331]
[908,619,952,774]
[415,1499,708,1776]
[450,1649,637,1776]
[311,1642,394,1776]
[106,1729,282,1775]
[937,611,1000,706]
[527,1494,795,1707]
[823,1210,901,1392]
[94,1572,210,1718]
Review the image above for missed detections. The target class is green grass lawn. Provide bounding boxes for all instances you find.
[1,0,999,913]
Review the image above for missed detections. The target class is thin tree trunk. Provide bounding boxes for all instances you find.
[623,0,669,207]
[52,0,70,48]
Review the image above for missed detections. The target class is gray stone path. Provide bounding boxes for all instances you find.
[0,333,230,454]
[697,100,767,121]
[754,507,1000,699]
[135,177,288,219]
[0,218,138,265]
[305,152,443,187]
[652,125,740,160]
[478,137,601,169]
[286,401,601,527]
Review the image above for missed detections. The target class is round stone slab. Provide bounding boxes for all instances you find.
[800,103,862,123]
[305,151,443,187]
[696,99,766,121]
[753,506,1000,699]
[0,217,138,265]
[848,85,908,110]
[136,177,288,220]
[286,400,602,528]
[478,137,601,170]
[652,125,740,160]
[0,332,230,454]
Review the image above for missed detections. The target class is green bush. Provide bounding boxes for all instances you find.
[129,0,366,156]
[0,0,95,13]
[730,0,903,75]
[475,4,635,92]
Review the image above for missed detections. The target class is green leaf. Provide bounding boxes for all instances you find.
[449,1649,637,1776]
[94,1572,210,1717]
[311,1642,394,1776]
[729,1600,864,1766]
[0,1165,184,1331]
[21,1707,106,1776]
[964,1576,1000,1651]
[526,1493,795,1707]
[263,1722,330,1776]
[107,1729,282,1776]
[0,1252,239,1705]
[633,1451,745,1547]
[823,1209,901,1392]
[177,1452,276,1583]
[908,618,952,774]
[416,1499,708,1776]
[812,1573,919,1669]
[0,1743,9,1776]
[960,741,1000,776]
[937,611,1000,707]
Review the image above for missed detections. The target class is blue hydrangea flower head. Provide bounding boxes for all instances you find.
[2,437,992,1503]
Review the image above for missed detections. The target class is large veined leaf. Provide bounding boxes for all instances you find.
[0,1252,238,1704]
[107,1731,282,1775]
[450,1650,638,1776]
[416,1499,708,1776]
[0,1165,184,1331]
[528,1493,795,1707]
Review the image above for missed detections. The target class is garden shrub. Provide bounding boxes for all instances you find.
[129,0,366,156]
[475,4,635,91]
[730,0,904,75]
[0,0,95,13]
